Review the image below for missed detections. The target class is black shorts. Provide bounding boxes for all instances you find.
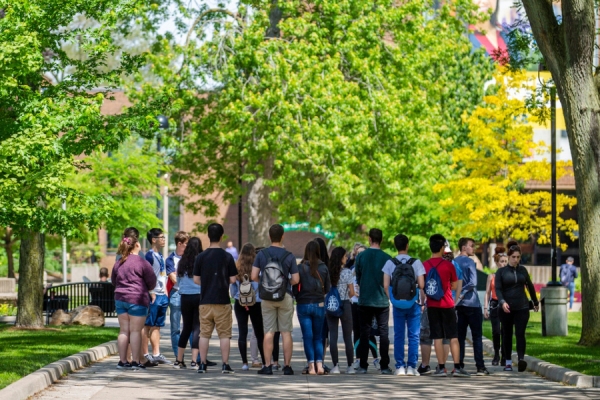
[427,307,458,340]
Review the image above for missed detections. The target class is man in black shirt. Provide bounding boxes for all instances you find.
[193,223,238,374]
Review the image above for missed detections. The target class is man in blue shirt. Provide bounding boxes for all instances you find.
[454,237,488,376]
[560,257,578,309]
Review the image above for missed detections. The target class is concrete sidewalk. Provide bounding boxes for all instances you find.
[32,311,600,400]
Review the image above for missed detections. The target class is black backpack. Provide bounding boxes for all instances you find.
[390,257,417,302]
[259,249,292,301]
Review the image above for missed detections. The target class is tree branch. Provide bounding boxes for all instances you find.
[184,8,244,48]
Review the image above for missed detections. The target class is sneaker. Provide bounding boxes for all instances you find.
[331,365,341,374]
[302,366,309,375]
[381,368,393,375]
[406,366,420,376]
[346,366,356,374]
[282,365,294,375]
[173,360,187,369]
[394,366,406,376]
[373,358,381,370]
[197,363,207,373]
[323,364,331,374]
[143,354,158,367]
[257,365,273,375]
[222,364,235,374]
[452,368,471,378]
[117,361,132,370]
[518,359,527,372]
[130,362,146,371]
[251,361,262,368]
[504,364,513,372]
[356,367,368,374]
[477,367,490,376]
[273,364,281,371]
[432,366,447,377]
[190,362,198,368]
[492,356,500,366]
[352,359,361,370]
[206,360,218,367]
[242,364,249,371]
[152,354,172,365]
[417,364,431,375]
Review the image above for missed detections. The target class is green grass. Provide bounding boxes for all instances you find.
[483,312,600,376]
[0,323,118,389]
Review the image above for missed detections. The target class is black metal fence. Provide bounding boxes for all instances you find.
[44,282,116,324]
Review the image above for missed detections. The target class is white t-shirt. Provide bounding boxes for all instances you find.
[382,254,426,281]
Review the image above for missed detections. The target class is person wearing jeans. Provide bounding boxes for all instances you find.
[294,241,331,375]
[560,257,578,309]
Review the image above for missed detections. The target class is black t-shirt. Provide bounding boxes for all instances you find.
[193,248,237,305]
[253,246,299,295]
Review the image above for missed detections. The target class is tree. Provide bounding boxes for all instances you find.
[509,0,600,345]
[0,227,18,278]
[132,0,493,251]
[0,0,154,328]
[435,67,578,246]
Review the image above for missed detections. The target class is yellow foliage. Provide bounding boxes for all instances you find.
[436,67,578,248]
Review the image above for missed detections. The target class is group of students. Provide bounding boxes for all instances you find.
[110,222,540,376]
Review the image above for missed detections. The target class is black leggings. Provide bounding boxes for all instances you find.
[489,300,502,359]
[351,302,377,358]
[273,331,281,362]
[234,301,266,365]
[499,307,529,361]
[326,300,354,366]
[178,294,200,349]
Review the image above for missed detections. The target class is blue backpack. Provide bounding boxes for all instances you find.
[424,260,444,301]
[325,286,343,317]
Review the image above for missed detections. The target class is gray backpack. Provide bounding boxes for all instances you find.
[258,249,291,301]
[238,274,256,307]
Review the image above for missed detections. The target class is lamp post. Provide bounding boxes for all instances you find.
[157,115,169,258]
[62,199,67,283]
[549,85,561,286]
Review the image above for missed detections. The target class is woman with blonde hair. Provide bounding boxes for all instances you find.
[483,245,508,366]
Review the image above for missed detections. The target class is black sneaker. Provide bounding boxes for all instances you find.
[477,367,490,376]
[143,354,158,367]
[198,363,208,373]
[117,361,132,370]
[257,365,273,375]
[206,359,218,367]
[130,361,146,371]
[282,365,294,375]
[173,360,187,369]
[491,356,499,366]
[417,364,431,375]
[222,364,235,374]
[517,359,527,372]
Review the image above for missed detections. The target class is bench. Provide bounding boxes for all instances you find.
[0,278,17,306]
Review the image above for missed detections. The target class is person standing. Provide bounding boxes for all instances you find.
[355,228,392,374]
[495,241,539,372]
[560,257,578,310]
[166,231,189,359]
[382,234,425,377]
[142,228,171,365]
[251,224,299,376]
[484,246,507,366]
[193,223,238,374]
[112,230,157,370]
[226,241,239,261]
[454,237,489,376]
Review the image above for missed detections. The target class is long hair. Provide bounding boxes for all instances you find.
[236,243,256,281]
[178,237,203,278]
[117,229,138,265]
[328,247,346,286]
[303,240,321,278]
[314,237,329,267]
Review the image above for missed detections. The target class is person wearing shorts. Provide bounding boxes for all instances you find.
[251,224,299,376]
[193,223,238,374]
[418,304,451,374]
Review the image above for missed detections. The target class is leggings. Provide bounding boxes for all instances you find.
[351,302,377,358]
[234,301,266,365]
[499,307,529,361]
[489,300,502,359]
[326,300,354,366]
[272,331,281,362]
[178,294,200,349]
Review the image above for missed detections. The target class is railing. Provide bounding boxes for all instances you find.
[44,282,116,324]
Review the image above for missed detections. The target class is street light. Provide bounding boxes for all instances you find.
[157,115,169,259]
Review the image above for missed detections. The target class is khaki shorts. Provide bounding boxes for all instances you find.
[200,304,232,339]
[261,293,294,333]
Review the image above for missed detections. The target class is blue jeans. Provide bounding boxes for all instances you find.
[169,291,182,358]
[567,281,576,309]
[392,303,421,369]
[297,303,325,363]
[457,305,485,369]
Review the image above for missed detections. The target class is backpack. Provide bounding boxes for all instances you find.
[560,264,571,286]
[238,274,256,307]
[389,257,418,309]
[259,249,292,301]
[299,263,325,297]
[424,259,444,301]
[325,286,343,317]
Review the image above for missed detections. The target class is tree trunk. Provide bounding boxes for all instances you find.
[3,228,15,279]
[15,230,45,328]
[247,160,275,247]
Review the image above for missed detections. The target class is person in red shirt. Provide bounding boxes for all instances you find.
[423,234,469,377]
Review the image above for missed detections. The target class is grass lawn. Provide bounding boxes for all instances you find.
[483,312,600,376]
[0,323,118,390]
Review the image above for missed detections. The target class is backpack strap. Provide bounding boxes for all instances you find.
[261,248,273,262]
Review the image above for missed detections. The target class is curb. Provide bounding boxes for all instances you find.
[0,340,118,400]
[473,332,600,388]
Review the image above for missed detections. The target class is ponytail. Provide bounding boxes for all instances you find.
[117,234,137,265]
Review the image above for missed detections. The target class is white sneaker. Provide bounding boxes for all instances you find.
[241,364,249,371]
[353,359,361,370]
[331,365,341,374]
[394,366,406,376]
[346,366,356,374]
[406,366,420,376]
[373,358,381,370]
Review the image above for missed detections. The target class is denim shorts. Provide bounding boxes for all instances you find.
[115,300,148,317]
[145,294,169,327]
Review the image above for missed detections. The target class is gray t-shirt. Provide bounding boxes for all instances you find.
[337,268,354,301]
[382,254,426,284]
[253,246,299,295]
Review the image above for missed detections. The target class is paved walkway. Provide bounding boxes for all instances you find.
[33,312,600,400]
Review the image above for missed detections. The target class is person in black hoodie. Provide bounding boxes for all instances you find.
[495,241,539,372]
[294,241,331,375]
